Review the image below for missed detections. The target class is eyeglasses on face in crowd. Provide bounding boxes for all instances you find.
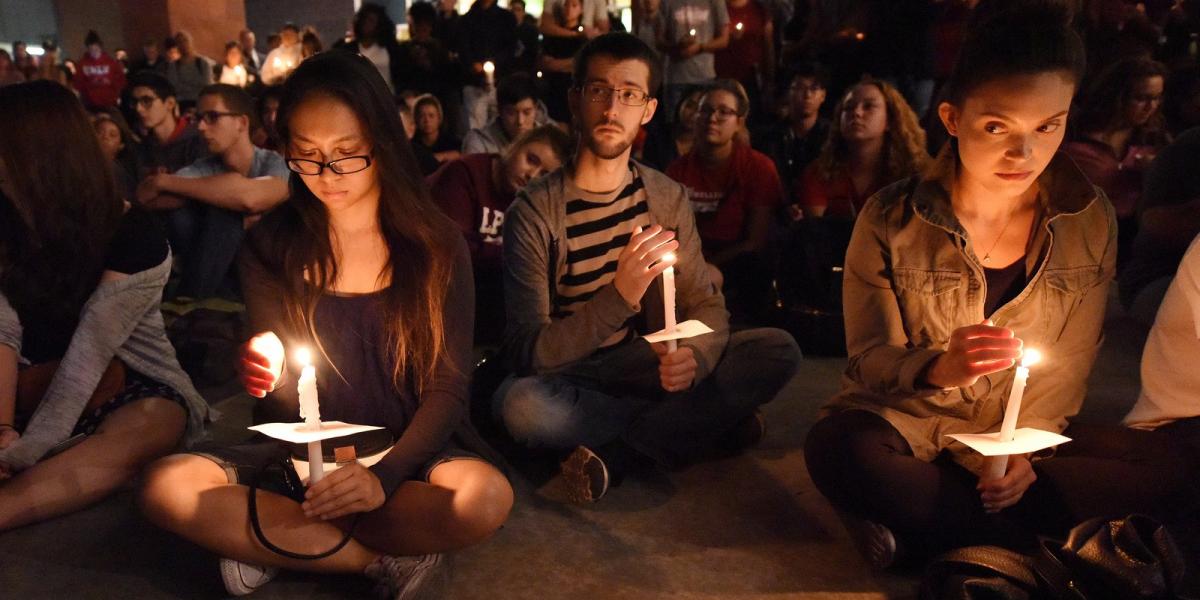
[197,111,243,125]
[697,105,742,121]
[577,84,651,107]
[285,155,373,176]
[133,94,161,108]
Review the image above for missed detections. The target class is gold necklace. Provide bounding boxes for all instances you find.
[979,210,1015,264]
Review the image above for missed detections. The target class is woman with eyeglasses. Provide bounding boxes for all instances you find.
[666,78,783,322]
[139,51,513,598]
[791,78,928,221]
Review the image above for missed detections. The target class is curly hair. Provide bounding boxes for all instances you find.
[815,79,929,185]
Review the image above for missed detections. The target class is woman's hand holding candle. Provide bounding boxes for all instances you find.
[924,320,1023,389]
[977,454,1037,512]
[239,331,285,398]
[613,225,678,308]
[302,463,386,520]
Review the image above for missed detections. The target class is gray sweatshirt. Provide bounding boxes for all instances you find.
[0,254,212,469]
[502,162,730,381]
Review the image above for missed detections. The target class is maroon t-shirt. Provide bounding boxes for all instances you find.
[427,153,514,269]
[667,142,783,247]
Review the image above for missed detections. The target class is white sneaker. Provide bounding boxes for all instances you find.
[365,553,445,600]
[219,557,278,596]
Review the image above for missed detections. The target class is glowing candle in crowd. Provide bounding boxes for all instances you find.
[735,22,744,32]
[536,70,543,79]
[688,28,697,38]
[577,25,585,33]
[483,60,495,87]
[249,333,285,392]
[662,252,677,353]
[855,32,865,41]
[296,347,325,484]
[985,349,1042,480]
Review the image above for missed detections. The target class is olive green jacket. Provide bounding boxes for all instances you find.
[825,148,1117,474]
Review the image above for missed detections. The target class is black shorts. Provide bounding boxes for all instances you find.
[72,370,189,436]
[190,439,484,503]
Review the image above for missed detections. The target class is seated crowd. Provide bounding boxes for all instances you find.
[1,0,1200,598]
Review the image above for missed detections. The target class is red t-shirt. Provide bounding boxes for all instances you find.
[74,53,126,110]
[426,153,513,268]
[715,0,769,83]
[667,142,783,246]
[792,163,884,219]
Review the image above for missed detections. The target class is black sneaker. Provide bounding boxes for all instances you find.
[836,510,899,570]
[560,445,610,504]
[365,553,444,600]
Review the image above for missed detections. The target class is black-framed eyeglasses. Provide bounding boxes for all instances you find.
[285,155,373,176]
[697,105,742,121]
[577,83,651,107]
[132,94,161,108]
[197,110,243,125]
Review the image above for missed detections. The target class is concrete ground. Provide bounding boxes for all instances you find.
[0,303,1152,599]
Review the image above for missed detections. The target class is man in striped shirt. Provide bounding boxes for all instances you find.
[495,33,800,503]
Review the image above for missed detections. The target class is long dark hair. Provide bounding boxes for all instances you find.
[0,81,122,333]
[1072,57,1169,141]
[248,51,459,394]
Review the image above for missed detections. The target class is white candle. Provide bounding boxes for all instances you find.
[985,349,1042,480]
[688,28,697,38]
[296,348,325,484]
[483,60,495,87]
[735,22,744,32]
[662,252,677,353]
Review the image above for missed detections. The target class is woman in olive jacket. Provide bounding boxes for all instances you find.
[804,0,1199,569]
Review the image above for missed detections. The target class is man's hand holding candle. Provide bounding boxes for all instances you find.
[924,320,1023,389]
[651,342,698,392]
[614,225,678,308]
[977,454,1037,512]
[238,331,286,398]
[302,462,386,520]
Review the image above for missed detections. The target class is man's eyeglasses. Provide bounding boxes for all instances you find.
[285,155,373,176]
[197,111,243,125]
[697,105,742,122]
[577,84,651,107]
[133,95,161,108]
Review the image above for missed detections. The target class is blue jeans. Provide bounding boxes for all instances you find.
[165,202,246,299]
[492,328,800,467]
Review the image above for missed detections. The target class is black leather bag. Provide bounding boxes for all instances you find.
[921,545,1044,600]
[1039,514,1190,600]
[921,515,1193,600]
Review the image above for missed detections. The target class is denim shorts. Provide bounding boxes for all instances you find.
[191,439,483,503]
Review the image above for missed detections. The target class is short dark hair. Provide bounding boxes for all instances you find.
[224,40,242,53]
[786,61,829,90]
[128,71,177,100]
[572,32,661,94]
[199,83,259,128]
[944,0,1085,105]
[511,0,525,7]
[497,73,539,108]
[281,23,300,34]
[408,0,436,24]
[85,30,102,47]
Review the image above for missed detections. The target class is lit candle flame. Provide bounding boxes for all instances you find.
[689,28,697,37]
[1021,348,1042,368]
[295,347,312,367]
[483,61,495,74]
[735,22,744,31]
[662,252,677,263]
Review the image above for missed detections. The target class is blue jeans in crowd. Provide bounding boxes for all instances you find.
[165,201,246,299]
[492,327,801,468]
